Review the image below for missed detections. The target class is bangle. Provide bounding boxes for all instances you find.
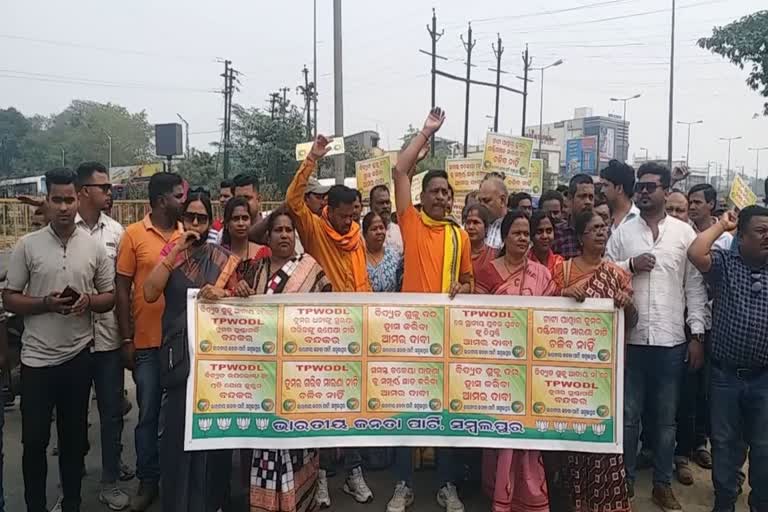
[629,258,635,274]
[162,259,174,272]
[418,130,430,141]
[122,338,133,345]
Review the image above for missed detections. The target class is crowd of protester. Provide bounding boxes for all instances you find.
[0,106,765,512]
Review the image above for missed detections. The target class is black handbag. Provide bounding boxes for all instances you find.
[160,328,190,389]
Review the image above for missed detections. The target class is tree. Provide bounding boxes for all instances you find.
[400,124,454,172]
[698,10,768,115]
[176,149,220,192]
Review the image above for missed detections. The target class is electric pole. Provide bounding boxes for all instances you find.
[299,65,313,140]
[313,0,318,138]
[333,0,345,184]
[666,0,676,169]
[220,60,238,179]
[279,87,291,118]
[269,93,281,120]
[521,45,532,137]
[460,23,476,157]
[490,33,505,133]
[421,8,444,156]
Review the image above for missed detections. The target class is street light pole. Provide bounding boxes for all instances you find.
[533,59,564,158]
[676,120,703,166]
[610,93,641,162]
[60,147,65,167]
[177,113,190,158]
[719,136,742,185]
[749,146,768,184]
[666,0,676,169]
[106,134,112,170]
[640,147,649,161]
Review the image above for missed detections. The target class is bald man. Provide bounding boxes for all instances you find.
[477,173,508,249]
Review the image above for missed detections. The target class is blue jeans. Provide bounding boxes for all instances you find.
[133,348,161,483]
[392,447,456,487]
[319,449,363,474]
[624,343,687,486]
[92,349,124,484]
[710,363,768,512]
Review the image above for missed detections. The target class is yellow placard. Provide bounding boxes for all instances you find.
[295,138,346,161]
[355,156,392,200]
[446,158,484,193]
[729,175,757,210]
[411,171,426,205]
[482,133,535,179]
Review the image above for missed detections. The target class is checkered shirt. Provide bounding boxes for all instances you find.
[708,248,768,368]
[552,223,581,259]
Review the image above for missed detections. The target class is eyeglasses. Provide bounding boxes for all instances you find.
[81,183,112,193]
[751,273,763,294]
[634,182,661,194]
[182,212,210,224]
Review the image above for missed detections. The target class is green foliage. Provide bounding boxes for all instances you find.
[0,100,154,178]
[698,10,768,115]
[176,149,220,192]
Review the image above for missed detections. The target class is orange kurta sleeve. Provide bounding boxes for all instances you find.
[285,158,323,254]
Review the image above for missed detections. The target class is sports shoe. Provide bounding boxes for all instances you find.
[99,484,130,511]
[316,469,331,508]
[50,495,63,512]
[693,445,713,469]
[436,483,465,512]
[627,480,635,501]
[343,466,374,503]
[386,481,414,512]
[119,459,136,481]
[652,484,683,512]
[129,480,159,511]
[675,456,694,486]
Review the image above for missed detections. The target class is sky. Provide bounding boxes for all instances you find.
[2,0,767,177]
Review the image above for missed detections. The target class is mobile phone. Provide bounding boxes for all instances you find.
[60,286,81,304]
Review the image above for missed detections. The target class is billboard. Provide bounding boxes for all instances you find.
[565,137,598,176]
[599,127,615,160]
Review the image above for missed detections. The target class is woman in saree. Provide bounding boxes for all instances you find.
[550,210,638,512]
[363,211,403,293]
[231,206,330,512]
[475,210,554,512]
[143,189,240,512]
[463,203,496,277]
[221,195,271,265]
[528,210,564,275]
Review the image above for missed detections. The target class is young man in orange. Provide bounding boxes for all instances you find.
[388,107,473,512]
[115,173,184,511]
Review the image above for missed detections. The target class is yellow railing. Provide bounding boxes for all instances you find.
[0,199,285,249]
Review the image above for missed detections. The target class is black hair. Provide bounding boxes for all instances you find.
[327,185,357,208]
[556,184,569,199]
[574,210,602,239]
[75,161,108,189]
[530,210,553,236]
[369,184,390,204]
[447,182,454,199]
[45,167,76,194]
[688,183,716,207]
[539,189,564,208]
[737,205,768,236]
[422,169,450,193]
[220,179,234,190]
[594,192,608,208]
[764,179,768,204]
[266,205,294,234]
[362,211,383,234]
[462,203,492,228]
[600,159,635,198]
[355,189,363,203]
[498,209,530,257]
[148,172,182,207]
[182,189,213,242]
[233,173,259,191]
[220,196,251,247]
[508,192,533,210]
[637,162,671,189]
[568,174,594,197]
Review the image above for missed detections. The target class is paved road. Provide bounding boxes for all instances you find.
[0,372,752,511]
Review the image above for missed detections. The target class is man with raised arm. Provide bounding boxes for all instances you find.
[387,107,472,512]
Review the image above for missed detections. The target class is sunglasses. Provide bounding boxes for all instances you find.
[634,182,662,194]
[751,273,763,294]
[182,212,210,224]
[81,183,112,193]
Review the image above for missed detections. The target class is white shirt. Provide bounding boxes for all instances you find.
[606,214,707,347]
[384,222,403,256]
[485,217,504,250]
[613,203,640,231]
[76,212,124,352]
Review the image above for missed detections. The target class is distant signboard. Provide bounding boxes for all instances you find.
[599,127,615,160]
[110,163,164,184]
[565,137,598,176]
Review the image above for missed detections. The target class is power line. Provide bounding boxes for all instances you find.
[462,0,638,26]
[0,70,217,93]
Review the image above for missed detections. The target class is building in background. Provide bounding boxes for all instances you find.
[346,130,380,151]
[525,107,629,178]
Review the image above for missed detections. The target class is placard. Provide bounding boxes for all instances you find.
[186,293,624,453]
[729,174,757,210]
[295,138,346,161]
[482,133,535,178]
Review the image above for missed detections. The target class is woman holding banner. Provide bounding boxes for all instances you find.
[551,210,637,512]
[474,209,555,512]
[143,189,240,512]
[363,211,403,293]
[229,206,330,512]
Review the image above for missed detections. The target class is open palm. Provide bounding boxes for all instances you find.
[423,107,446,135]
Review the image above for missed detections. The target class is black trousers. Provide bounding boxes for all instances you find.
[22,348,92,512]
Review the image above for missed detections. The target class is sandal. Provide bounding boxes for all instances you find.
[693,446,713,469]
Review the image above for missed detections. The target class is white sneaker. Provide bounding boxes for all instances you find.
[387,481,415,512]
[437,483,465,512]
[316,469,331,508]
[50,495,63,512]
[343,466,374,503]
[99,485,130,511]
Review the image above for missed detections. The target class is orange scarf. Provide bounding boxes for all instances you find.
[320,207,371,291]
